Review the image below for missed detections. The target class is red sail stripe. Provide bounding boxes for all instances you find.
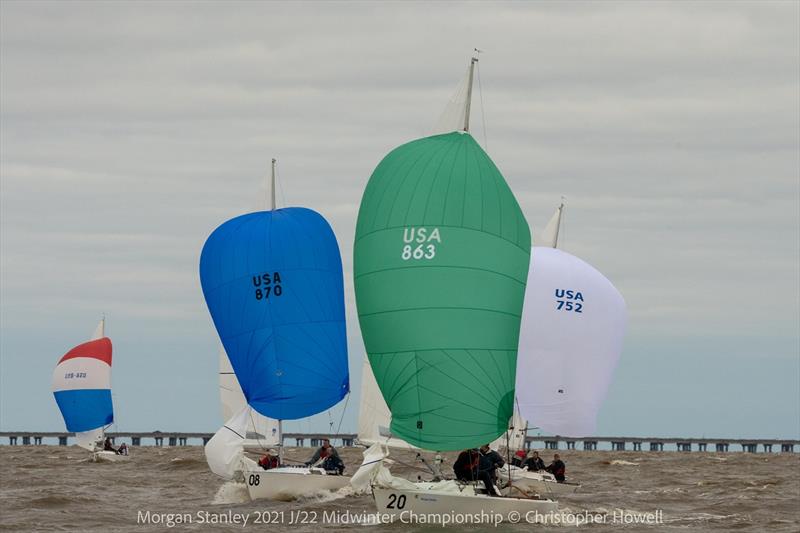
[58,338,112,366]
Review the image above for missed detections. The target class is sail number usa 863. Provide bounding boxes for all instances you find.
[401,227,440,261]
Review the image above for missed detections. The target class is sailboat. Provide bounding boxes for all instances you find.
[218,346,280,452]
[351,56,557,518]
[200,159,351,501]
[497,202,627,496]
[52,319,129,462]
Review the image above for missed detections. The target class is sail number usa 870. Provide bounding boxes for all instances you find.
[252,272,283,300]
[401,227,440,261]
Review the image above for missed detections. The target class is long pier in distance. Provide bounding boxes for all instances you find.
[0,432,797,453]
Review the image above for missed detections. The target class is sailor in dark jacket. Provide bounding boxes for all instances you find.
[545,453,567,482]
[524,450,546,471]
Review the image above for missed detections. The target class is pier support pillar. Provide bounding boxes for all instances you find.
[525,440,532,450]
[566,441,576,450]
[154,437,163,446]
[168,437,177,446]
[58,436,68,446]
[698,443,707,452]
[677,442,691,452]
[632,442,642,451]
[33,436,42,445]
[742,443,757,453]
[22,436,30,445]
[611,441,625,451]
[715,443,729,452]
[295,438,304,447]
[545,441,558,450]
[342,438,354,447]
[649,442,663,451]
[178,437,187,446]
[781,444,794,453]
[763,444,772,453]
[583,441,597,451]
[202,437,210,445]
[9,436,17,445]
[131,437,141,446]
[310,438,320,448]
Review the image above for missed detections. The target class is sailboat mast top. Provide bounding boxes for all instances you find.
[463,57,479,132]
[270,158,277,211]
[552,200,565,249]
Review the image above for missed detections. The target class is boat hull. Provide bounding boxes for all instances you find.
[243,466,350,501]
[498,467,579,496]
[372,485,558,521]
[92,451,131,463]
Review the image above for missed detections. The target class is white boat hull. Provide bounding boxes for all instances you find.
[498,466,579,496]
[243,466,350,501]
[372,485,558,520]
[92,450,131,463]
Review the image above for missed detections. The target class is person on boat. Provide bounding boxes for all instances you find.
[454,448,499,496]
[511,449,527,467]
[305,439,340,467]
[321,453,345,475]
[479,444,505,477]
[524,450,546,471]
[258,451,280,470]
[117,442,129,456]
[545,453,566,482]
[453,448,480,481]
[103,437,116,453]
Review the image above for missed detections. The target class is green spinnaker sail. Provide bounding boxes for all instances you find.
[354,131,531,451]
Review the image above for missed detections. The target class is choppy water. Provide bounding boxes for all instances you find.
[1,445,798,532]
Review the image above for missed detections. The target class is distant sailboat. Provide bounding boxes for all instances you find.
[351,56,557,518]
[52,319,128,462]
[201,159,350,501]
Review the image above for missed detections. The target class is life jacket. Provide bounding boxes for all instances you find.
[258,454,279,470]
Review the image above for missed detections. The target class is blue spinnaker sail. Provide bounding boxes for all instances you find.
[200,208,349,420]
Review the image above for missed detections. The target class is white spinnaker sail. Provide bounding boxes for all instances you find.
[357,358,416,449]
[516,247,626,437]
[219,347,279,446]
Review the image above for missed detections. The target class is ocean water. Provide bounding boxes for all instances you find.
[1,445,798,532]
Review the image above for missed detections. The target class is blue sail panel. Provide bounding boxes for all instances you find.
[53,389,113,433]
[199,207,349,420]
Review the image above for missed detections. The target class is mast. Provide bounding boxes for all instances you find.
[551,198,565,249]
[270,158,277,211]
[463,56,478,132]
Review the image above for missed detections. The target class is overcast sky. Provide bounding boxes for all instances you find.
[1,1,798,440]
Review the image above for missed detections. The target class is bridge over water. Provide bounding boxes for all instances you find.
[0,432,797,453]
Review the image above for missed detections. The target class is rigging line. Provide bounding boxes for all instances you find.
[476,61,488,151]
[333,392,351,442]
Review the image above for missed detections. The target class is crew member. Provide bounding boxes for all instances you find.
[545,453,566,482]
[524,451,545,471]
[258,452,280,470]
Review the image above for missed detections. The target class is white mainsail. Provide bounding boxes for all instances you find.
[516,246,627,437]
[357,358,416,449]
[538,202,564,249]
[218,347,280,447]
